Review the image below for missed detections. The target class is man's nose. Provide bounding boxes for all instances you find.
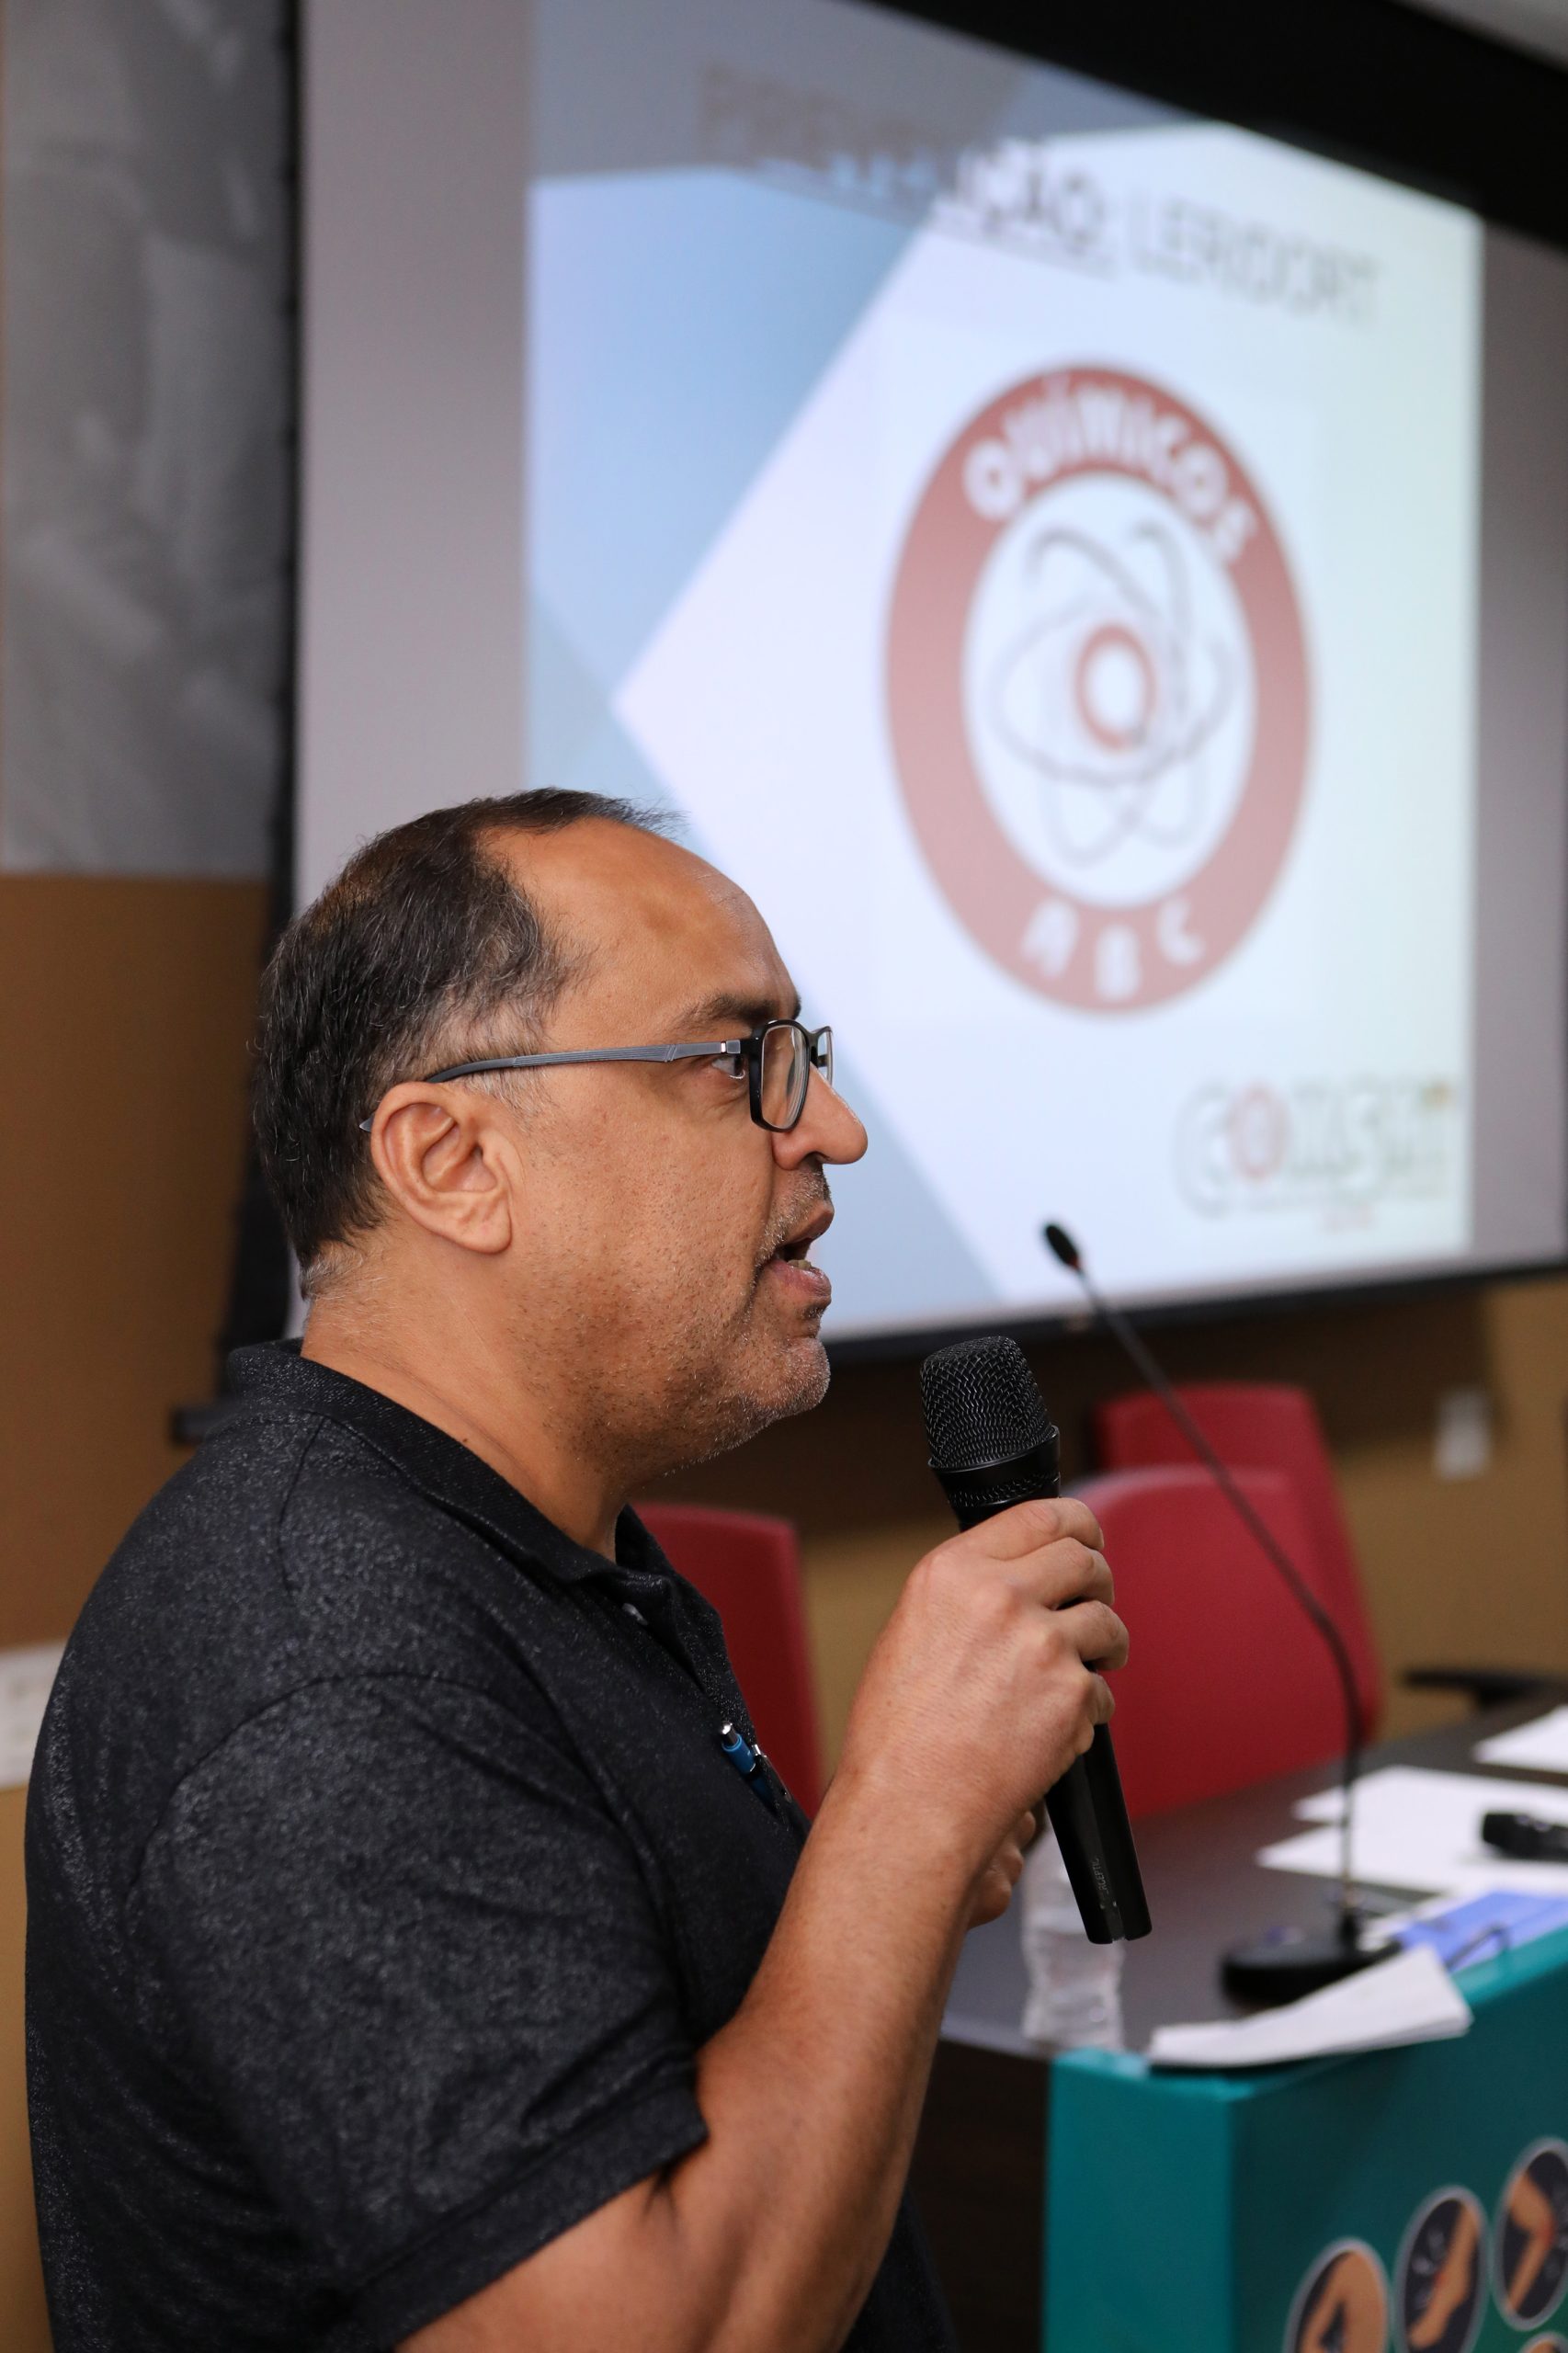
[772,1070,869,1170]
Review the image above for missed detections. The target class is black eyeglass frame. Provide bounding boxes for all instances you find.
[358,1020,834,1136]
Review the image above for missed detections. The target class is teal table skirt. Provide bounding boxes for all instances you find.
[1046,1926,1568,2352]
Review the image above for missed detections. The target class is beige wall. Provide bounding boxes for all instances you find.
[4,871,1568,2343]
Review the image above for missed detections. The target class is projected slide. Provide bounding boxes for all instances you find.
[525,0,1482,1332]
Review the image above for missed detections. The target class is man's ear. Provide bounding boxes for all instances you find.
[365,1085,516,1256]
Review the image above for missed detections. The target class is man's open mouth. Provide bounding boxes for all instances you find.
[767,1202,833,1267]
[759,1200,835,1297]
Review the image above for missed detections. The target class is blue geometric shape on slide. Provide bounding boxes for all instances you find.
[550,688,687,831]
[528,591,614,793]
[528,170,912,697]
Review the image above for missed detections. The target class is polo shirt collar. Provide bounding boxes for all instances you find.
[225,1342,657,1589]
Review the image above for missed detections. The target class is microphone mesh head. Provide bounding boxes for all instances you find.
[920,1335,1050,1471]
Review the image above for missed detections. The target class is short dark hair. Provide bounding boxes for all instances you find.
[254,790,666,1280]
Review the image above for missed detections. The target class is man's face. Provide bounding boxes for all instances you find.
[484,823,868,1482]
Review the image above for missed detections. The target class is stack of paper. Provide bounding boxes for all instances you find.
[1474,1706,1568,1775]
[1148,1944,1470,2071]
[1257,1767,1568,1897]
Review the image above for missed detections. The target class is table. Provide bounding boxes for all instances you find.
[909,1698,1568,2351]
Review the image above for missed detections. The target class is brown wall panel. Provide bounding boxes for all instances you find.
[0,874,267,2346]
[0,876,268,1648]
[0,1789,48,2348]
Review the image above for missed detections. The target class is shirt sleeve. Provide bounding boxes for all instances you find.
[129,1675,709,2341]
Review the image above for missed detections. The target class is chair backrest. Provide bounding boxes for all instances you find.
[1094,1381,1381,1743]
[634,1503,824,1815]
[1076,1465,1349,1818]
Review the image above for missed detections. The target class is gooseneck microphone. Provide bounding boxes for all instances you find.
[919,1335,1151,1946]
[1042,1220,1381,2002]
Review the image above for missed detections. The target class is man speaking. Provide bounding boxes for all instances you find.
[27,792,1125,2352]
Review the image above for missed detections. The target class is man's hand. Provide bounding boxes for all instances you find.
[835,1497,1126,1906]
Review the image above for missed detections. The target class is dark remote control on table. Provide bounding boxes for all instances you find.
[1481,1809,1568,1862]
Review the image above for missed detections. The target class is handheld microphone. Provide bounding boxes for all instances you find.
[1042,1220,1381,2002]
[919,1334,1151,1946]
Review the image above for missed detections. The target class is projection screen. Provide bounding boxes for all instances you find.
[300,0,1568,1341]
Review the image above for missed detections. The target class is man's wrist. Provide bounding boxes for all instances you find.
[817,1744,993,1908]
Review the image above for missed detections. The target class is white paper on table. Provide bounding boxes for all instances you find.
[1148,1944,1471,2071]
[1257,1766,1568,1894]
[1473,1706,1568,1774]
[0,1642,64,1790]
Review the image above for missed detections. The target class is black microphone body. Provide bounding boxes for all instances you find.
[921,1337,1151,1946]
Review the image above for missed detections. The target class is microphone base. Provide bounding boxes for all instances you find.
[1221,1920,1388,2007]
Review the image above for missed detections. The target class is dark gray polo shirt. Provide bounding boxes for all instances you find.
[26,1344,956,2351]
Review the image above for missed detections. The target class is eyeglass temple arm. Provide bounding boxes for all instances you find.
[356,1041,744,1132]
[423,1040,742,1081]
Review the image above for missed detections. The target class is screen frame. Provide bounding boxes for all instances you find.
[869,0,1568,256]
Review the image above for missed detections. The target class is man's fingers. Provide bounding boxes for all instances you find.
[949,1494,1104,1563]
[1053,1599,1129,1675]
[1001,1540,1114,1612]
[994,1810,1037,1861]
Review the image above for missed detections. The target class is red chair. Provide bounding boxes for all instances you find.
[635,1503,824,1814]
[1096,1382,1383,1743]
[1076,1466,1347,1819]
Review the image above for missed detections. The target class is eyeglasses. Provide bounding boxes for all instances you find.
[358,1020,834,1137]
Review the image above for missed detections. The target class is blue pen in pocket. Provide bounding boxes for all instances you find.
[717,1721,779,1815]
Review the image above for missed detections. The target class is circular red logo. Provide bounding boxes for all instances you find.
[886,367,1310,1010]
